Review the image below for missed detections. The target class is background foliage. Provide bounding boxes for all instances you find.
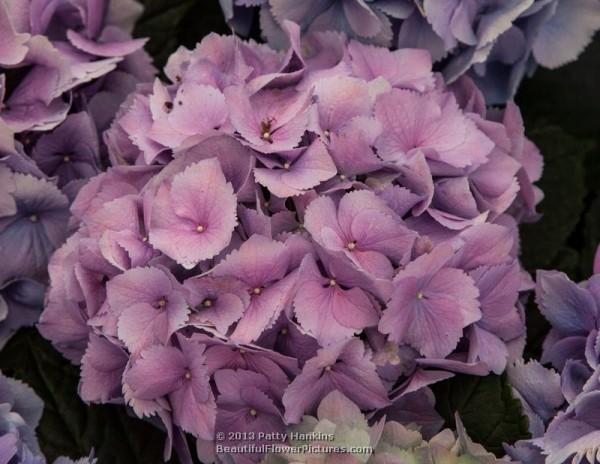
[1,1,598,461]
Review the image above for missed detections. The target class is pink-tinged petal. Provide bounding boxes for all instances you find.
[453,223,514,270]
[380,277,460,358]
[470,262,522,340]
[468,325,509,374]
[349,209,416,263]
[313,76,372,132]
[283,339,389,423]
[230,270,298,343]
[328,117,383,177]
[80,334,128,403]
[149,158,237,268]
[171,136,254,194]
[304,196,345,247]
[184,276,248,334]
[117,301,188,354]
[432,176,479,220]
[213,234,290,288]
[169,383,216,440]
[374,89,493,168]
[294,255,378,345]
[282,360,337,424]
[0,2,29,66]
[167,84,228,136]
[106,266,173,308]
[347,40,435,92]
[38,299,89,364]
[225,86,311,153]
[380,244,481,358]
[254,139,336,197]
[125,345,187,400]
[66,29,148,57]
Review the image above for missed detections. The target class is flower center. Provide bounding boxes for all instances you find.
[260,118,274,143]
[202,298,213,308]
[239,348,246,354]
[63,154,71,162]
[156,298,168,308]
[416,291,424,300]
[196,224,205,233]
[328,279,336,287]
[324,365,332,372]
[184,371,192,380]
[283,162,291,170]
[323,129,331,139]
[346,241,357,251]
[249,409,257,417]
[29,214,39,222]
[251,287,262,296]
[280,327,288,335]
[339,174,347,180]
[141,236,148,243]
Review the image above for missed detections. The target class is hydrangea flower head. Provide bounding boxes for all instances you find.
[41,23,542,462]
[221,0,600,103]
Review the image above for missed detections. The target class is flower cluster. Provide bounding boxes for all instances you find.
[220,0,600,103]
[40,23,542,462]
[503,250,600,464]
[0,371,95,464]
[255,390,508,464]
[0,0,154,347]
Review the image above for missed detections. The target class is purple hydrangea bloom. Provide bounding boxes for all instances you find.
[41,24,542,462]
[0,371,96,464]
[0,0,154,348]
[0,372,43,463]
[221,0,600,103]
[504,245,600,463]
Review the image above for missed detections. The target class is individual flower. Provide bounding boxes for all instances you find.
[30,112,100,187]
[124,335,217,440]
[0,168,69,283]
[213,234,299,343]
[282,339,390,423]
[304,190,416,280]
[379,243,481,359]
[374,89,494,168]
[147,158,238,269]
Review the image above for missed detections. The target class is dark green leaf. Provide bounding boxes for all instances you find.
[0,329,172,463]
[519,126,593,277]
[431,373,530,456]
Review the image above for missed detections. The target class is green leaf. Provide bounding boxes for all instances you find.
[134,0,230,69]
[431,373,530,456]
[581,194,600,276]
[516,39,600,142]
[519,126,593,277]
[0,329,172,463]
